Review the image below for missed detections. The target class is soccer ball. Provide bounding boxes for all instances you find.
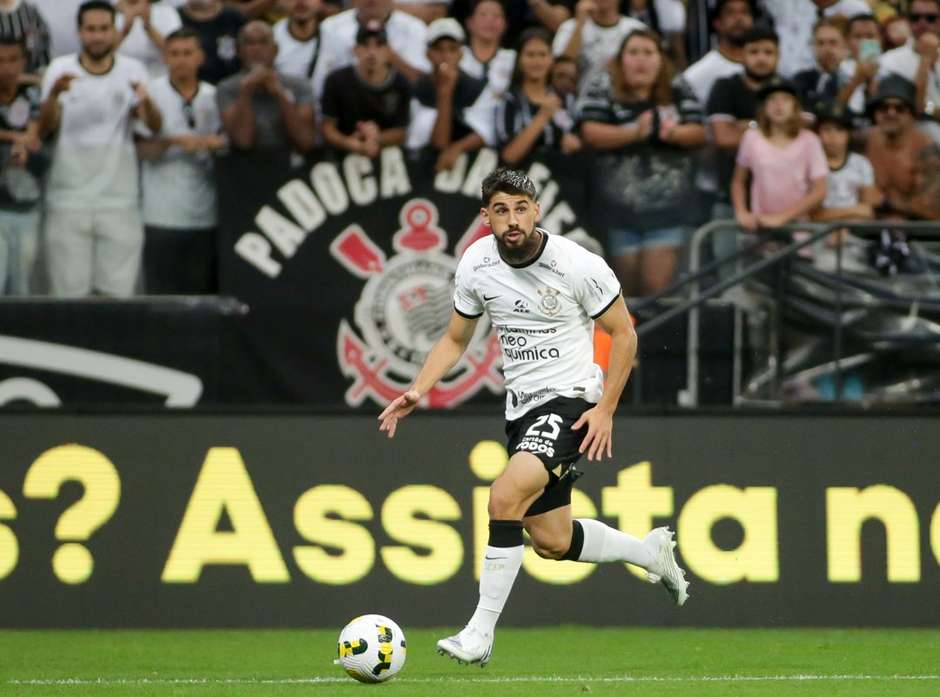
[335,614,407,683]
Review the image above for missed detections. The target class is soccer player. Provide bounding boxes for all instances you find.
[378,167,689,667]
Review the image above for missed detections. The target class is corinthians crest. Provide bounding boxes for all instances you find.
[331,199,503,408]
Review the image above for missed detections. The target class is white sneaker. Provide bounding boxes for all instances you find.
[644,527,690,606]
[436,626,494,667]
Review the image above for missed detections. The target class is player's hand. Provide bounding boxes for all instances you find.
[572,405,613,462]
[378,390,421,438]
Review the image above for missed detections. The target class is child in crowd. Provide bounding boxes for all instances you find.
[732,78,828,235]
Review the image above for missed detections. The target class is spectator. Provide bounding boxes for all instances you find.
[0,36,42,295]
[707,26,780,217]
[792,19,850,113]
[39,0,161,297]
[680,0,752,108]
[550,54,579,98]
[272,0,320,80]
[394,0,447,24]
[879,0,940,126]
[321,20,410,156]
[406,18,496,171]
[579,28,705,296]
[758,0,868,78]
[136,28,223,294]
[32,0,83,59]
[812,100,881,229]
[732,79,828,233]
[179,0,245,85]
[225,0,282,21]
[313,0,430,101]
[217,21,316,152]
[883,15,913,49]
[0,0,50,82]
[496,27,581,165]
[623,0,687,68]
[553,0,646,91]
[864,75,939,219]
[840,14,883,115]
[115,0,183,78]
[461,0,516,97]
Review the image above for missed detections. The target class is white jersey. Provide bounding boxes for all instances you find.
[273,18,320,80]
[454,230,621,420]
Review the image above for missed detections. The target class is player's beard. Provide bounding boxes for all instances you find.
[495,224,542,264]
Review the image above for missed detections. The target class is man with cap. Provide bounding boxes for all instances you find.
[864,75,940,219]
[312,0,430,101]
[321,19,411,156]
[406,17,497,172]
[878,0,940,130]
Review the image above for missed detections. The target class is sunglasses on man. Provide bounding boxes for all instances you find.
[908,12,939,22]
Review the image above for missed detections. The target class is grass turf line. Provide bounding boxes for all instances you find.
[1,628,938,696]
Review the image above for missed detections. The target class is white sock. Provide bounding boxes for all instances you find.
[576,518,654,567]
[467,544,524,636]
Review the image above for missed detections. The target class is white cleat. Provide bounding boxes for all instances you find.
[645,527,690,606]
[436,626,494,667]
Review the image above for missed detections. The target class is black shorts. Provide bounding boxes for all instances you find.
[505,396,592,517]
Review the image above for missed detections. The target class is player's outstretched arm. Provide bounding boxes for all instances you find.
[572,296,637,460]
[378,310,479,438]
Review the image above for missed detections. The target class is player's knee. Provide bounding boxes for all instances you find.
[487,490,518,519]
[531,535,569,560]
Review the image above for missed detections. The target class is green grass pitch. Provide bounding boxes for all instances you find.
[1,628,938,696]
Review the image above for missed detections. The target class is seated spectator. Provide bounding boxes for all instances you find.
[732,79,828,233]
[793,19,850,113]
[839,14,883,116]
[0,36,42,295]
[553,0,646,91]
[33,0,83,59]
[321,20,410,157]
[0,0,50,83]
[406,18,496,171]
[313,0,430,101]
[136,28,224,294]
[496,28,581,165]
[579,28,705,296]
[864,75,940,219]
[879,0,940,129]
[811,101,882,238]
[550,55,579,99]
[394,0,448,24]
[179,0,246,85]
[39,0,161,297]
[273,0,320,80]
[217,21,316,152]
[115,0,184,78]
[460,0,516,97]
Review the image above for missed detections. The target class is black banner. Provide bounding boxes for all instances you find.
[0,412,937,627]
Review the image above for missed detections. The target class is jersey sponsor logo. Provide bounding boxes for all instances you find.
[472,256,499,272]
[513,299,530,314]
[538,260,566,278]
[537,286,562,317]
[332,199,501,408]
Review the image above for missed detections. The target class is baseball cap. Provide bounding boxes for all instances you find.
[426,17,465,47]
[355,19,387,45]
[866,74,916,116]
[756,75,798,102]
[813,100,853,129]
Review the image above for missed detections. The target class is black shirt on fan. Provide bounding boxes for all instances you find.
[706,73,765,201]
[180,7,246,85]
[321,65,411,135]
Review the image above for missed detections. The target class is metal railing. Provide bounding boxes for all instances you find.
[630,220,940,407]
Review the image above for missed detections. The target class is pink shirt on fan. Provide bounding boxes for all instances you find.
[736,128,828,215]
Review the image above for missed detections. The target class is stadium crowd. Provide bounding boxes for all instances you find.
[0,0,938,297]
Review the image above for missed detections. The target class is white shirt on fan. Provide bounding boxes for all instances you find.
[454,230,621,420]
[273,18,320,79]
[552,15,646,90]
[41,53,148,210]
[137,76,221,229]
[311,9,430,99]
[116,4,183,78]
[460,45,516,97]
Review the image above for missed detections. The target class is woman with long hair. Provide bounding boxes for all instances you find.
[579,28,704,296]
[495,28,582,165]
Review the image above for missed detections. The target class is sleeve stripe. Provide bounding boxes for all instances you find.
[454,304,483,319]
[590,292,621,320]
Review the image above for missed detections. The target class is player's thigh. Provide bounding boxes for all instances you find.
[488,451,551,520]
[524,504,574,559]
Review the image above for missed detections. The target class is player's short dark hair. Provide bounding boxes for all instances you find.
[165,27,202,46]
[0,34,26,55]
[481,168,537,205]
[78,0,116,27]
[742,25,779,46]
